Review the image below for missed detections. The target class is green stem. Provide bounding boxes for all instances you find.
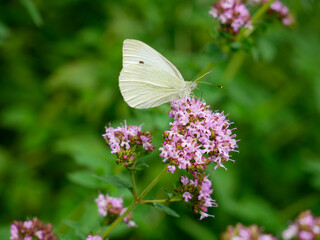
[252,0,276,22]
[140,197,182,204]
[236,0,276,42]
[223,51,246,82]
[137,166,167,201]
[100,166,168,238]
[130,170,138,200]
[101,201,137,238]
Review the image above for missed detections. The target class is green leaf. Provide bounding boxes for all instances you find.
[54,134,111,172]
[153,203,180,218]
[19,0,43,26]
[93,175,132,190]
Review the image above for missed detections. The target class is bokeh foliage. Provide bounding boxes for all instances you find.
[0,0,319,239]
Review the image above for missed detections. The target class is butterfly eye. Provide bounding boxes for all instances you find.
[139,61,144,64]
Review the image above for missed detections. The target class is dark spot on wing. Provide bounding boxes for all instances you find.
[139,61,144,64]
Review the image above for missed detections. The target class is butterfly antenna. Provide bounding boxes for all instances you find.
[193,71,212,84]
[193,71,223,88]
[200,81,223,88]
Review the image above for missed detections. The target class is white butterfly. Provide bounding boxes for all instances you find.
[119,39,197,109]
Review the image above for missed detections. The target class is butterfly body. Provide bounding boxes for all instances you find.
[119,39,196,109]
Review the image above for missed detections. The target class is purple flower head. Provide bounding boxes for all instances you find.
[249,0,294,26]
[95,193,136,228]
[86,236,104,240]
[160,97,237,174]
[209,0,251,34]
[175,172,217,219]
[103,121,155,167]
[282,210,320,240]
[10,217,57,240]
[121,208,137,228]
[95,193,123,217]
[269,1,294,26]
[221,223,278,240]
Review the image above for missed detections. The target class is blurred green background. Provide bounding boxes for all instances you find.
[0,0,319,239]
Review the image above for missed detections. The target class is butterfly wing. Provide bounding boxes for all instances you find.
[122,39,185,82]
[119,64,184,109]
[119,39,187,108]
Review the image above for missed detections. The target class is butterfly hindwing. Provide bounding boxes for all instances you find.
[119,64,184,109]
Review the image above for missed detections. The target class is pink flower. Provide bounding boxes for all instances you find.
[176,173,217,219]
[221,223,277,240]
[282,210,320,240]
[221,0,235,9]
[299,214,314,227]
[180,176,189,185]
[10,217,57,240]
[259,235,275,240]
[270,1,283,12]
[209,7,218,18]
[23,221,33,229]
[299,231,314,240]
[103,121,155,167]
[199,211,215,220]
[95,193,137,228]
[182,192,193,202]
[160,97,237,174]
[86,235,103,240]
[95,193,123,217]
[10,225,19,240]
[249,0,294,26]
[121,208,137,228]
[282,224,298,239]
[209,0,251,34]
[35,230,43,239]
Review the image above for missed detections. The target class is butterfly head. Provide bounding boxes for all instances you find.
[180,81,197,98]
[190,81,197,91]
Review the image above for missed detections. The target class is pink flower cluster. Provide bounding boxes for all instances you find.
[282,210,320,240]
[95,193,136,228]
[103,121,155,167]
[86,236,103,240]
[221,223,278,240]
[160,97,237,219]
[10,217,57,240]
[177,173,218,220]
[250,0,294,26]
[209,0,252,34]
[160,97,237,174]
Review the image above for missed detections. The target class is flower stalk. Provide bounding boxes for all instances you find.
[100,166,168,238]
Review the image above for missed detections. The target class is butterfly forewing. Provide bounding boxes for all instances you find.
[122,39,185,82]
